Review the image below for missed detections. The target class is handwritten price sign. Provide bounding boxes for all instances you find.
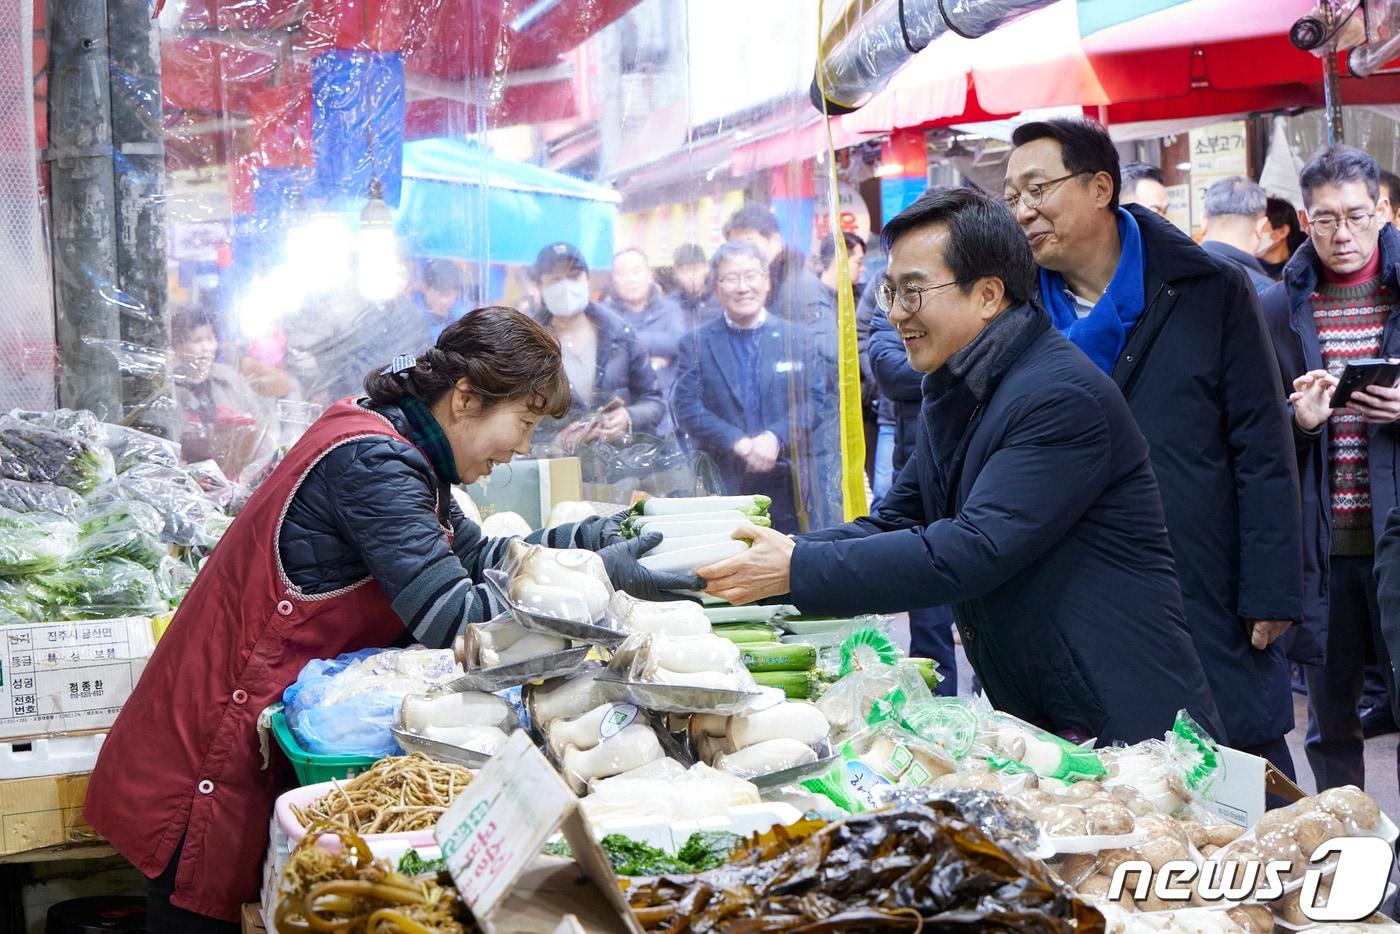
[435,730,576,921]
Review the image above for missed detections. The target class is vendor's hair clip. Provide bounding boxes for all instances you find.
[383,353,417,376]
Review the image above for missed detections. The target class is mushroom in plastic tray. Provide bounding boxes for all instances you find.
[448,615,589,691]
[597,630,764,714]
[489,539,622,630]
[688,700,834,784]
[393,690,517,765]
[547,701,666,795]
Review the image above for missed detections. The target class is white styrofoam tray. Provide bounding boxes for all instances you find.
[0,731,105,779]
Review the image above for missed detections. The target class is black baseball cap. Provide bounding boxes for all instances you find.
[533,242,588,278]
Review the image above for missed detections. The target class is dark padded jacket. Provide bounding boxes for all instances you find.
[278,399,611,648]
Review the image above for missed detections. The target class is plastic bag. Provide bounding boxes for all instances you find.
[0,508,80,576]
[116,462,225,547]
[502,540,614,623]
[1100,710,1221,817]
[283,647,460,757]
[155,555,198,608]
[801,721,957,813]
[98,422,181,472]
[25,557,164,619]
[0,415,116,493]
[0,479,84,516]
[7,407,106,441]
[74,498,169,569]
[0,579,41,622]
[815,656,932,740]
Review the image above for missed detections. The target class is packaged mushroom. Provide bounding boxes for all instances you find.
[545,701,643,761]
[501,540,613,624]
[1202,784,1393,903]
[800,722,956,813]
[524,668,608,729]
[397,690,517,756]
[458,617,570,669]
[559,721,665,794]
[609,591,712,637]
[815,658,932,740]
[1010,780,1148,855]
[606,631,760,693]
[1100,712,1223,819]
[687,700,831,776]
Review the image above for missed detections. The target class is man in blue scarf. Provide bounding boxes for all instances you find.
[1006,118,1303,775]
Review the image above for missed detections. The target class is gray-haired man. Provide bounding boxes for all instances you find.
[1201,176,1276,294]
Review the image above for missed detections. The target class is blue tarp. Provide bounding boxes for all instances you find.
[395,138,620,268]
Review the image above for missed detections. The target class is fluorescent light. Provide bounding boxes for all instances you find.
[874,163,905,178]
[510,0,562,32]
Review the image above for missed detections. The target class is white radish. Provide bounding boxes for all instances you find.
[727,702,829,750]
[401,691,512,732]
[639,540,747,575]
[714,738,817,779]
[640,496,768,516]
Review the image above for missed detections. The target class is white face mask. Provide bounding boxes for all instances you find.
[543,279,589,318]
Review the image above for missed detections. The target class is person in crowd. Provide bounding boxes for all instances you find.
[415,259,469,343]
[1200,176,1276,294]
[1260,196,1305,281]
[87,308,695,931]
[1006,117,1302,771]
[528,242,665,452]
[1119,161,1170,217]
[1380,169,1400,229]
[672,240,829,534]
[809,232,866,343]
[696,187,1222,744]
[855,269,888,490]
[865,282,958,697]
[723,204,827,325]
[1261,144,1400,791]
[669,242,717,327]
[170,308,278,480]
[606,247,686,394]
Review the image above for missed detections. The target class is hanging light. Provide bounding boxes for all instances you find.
[357,178,405,303]
[286,207,354,295]
[237,264,303,339]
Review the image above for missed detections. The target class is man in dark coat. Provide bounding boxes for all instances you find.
[697,187,1222,745]
[527,242,665,452]
[672,240,831,534]
[606,247,687,396]
[1260,145,1400,791]
[1200,176,1276,295]
[1007,117,1303,772]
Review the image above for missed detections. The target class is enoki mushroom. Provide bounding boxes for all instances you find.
[275,822,475,934]
[291,753,474,835]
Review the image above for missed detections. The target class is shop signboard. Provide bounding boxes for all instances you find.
[1187,121,1248,237]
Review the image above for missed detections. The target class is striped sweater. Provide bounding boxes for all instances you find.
[1316,274,1399,555]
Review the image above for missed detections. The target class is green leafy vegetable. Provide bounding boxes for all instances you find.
[673,831,742,871]
[26,557,163,619]
[0,508,80,576]
[0,417,114,493]
[545,832,743,876]
[543,839,573,858]
[75,499,168,568]
[396,849,447,876]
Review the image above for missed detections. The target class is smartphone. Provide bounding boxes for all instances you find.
[1331,358,1400,408]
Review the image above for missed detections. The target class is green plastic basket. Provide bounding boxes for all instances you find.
[270,710,377,785]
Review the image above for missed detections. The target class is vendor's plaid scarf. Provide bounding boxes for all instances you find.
[398,396,462,486]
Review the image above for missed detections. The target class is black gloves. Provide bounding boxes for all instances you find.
[596,531,705,601]
[597,509,629,547]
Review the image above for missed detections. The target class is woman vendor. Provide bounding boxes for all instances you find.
[84,307,699,931]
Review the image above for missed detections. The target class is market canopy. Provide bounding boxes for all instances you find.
[394,137,621,267]
[835,0,1389,135]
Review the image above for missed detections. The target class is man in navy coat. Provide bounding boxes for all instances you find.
[698,188,1222,745]
[671,240,831,533]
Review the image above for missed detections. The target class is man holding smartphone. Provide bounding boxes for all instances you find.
[1262,145,1400,792]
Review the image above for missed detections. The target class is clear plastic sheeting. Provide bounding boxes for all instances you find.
[812,0,1058,114]
[17,0,862,535]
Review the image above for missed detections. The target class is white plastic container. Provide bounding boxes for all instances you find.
[0,732,105,779]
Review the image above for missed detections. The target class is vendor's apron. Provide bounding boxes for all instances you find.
[85,399,445,922]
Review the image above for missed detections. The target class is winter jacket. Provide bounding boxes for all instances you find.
[1260,223,1400,666]
[605,289,686,368]
[279,399,612,647]
[533,303,666,437]
[856,277,896,427]
[868,310,923,473]
[1374,505,1400,723]
[792,303,1223,744]
[1080,206,1303,749]
[1201,240,1275,295]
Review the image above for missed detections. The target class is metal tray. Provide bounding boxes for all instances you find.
[444,644,591,693]
[747,739,839,790]
[484,569,628,646]
[390,712,499,769]
[702,604,799,625]
[595,671,762,715]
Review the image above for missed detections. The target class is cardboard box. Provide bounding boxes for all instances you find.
[464,458,583,529]
[0,617,154,741]
[0,772,95,857]
[242,902,267,934]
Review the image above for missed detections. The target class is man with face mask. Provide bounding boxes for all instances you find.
[1006,117,1303,773]
[1200,176,1276,294]
[529,242,665,453]
[1262,145,1400,792]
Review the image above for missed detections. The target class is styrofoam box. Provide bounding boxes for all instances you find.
[0,731,104,780]
[588,802,803,853]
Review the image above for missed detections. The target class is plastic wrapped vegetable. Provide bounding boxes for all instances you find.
[99,422,181,472]
[0,479,83,516]
[25,557,163,619]
[116,462,225,547]
[74,499,168,568]
[155,555,198,608]
[0,508,80,576]
[0,579,41,622]
[504,541,612,622]
[0,416,115,493]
